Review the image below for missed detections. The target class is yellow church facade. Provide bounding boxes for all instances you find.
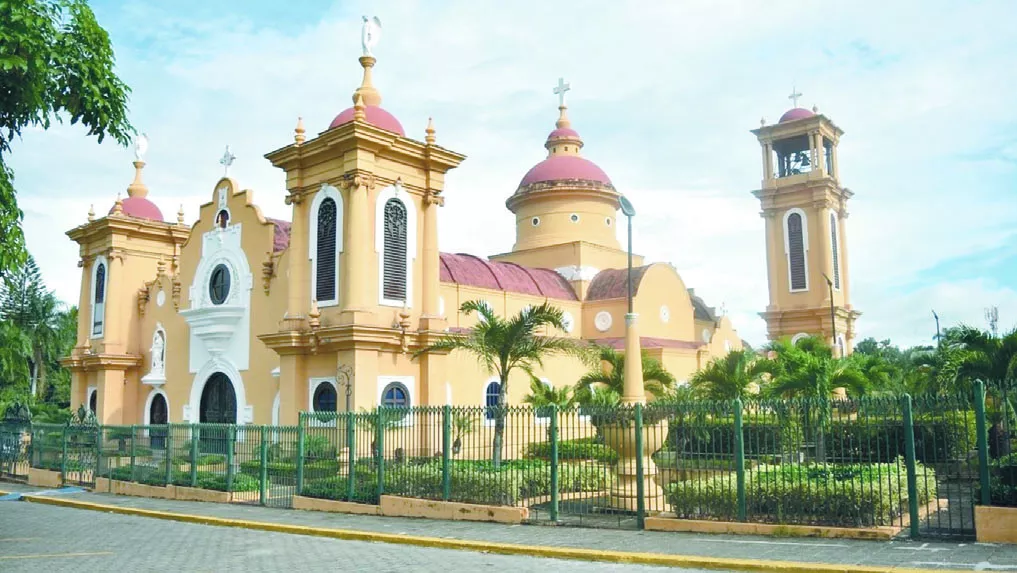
[59,38,875,431]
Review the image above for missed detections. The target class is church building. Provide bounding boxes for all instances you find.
[59,30,852,429]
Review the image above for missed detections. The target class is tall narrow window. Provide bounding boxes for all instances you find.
[383,198,408,302]
[484,381,501,420]
[785,211,808,291]
[830,213,841,290]
[92,262,106,336]
[315,198,337,302]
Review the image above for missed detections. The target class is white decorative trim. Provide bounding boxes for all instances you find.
[141,323,167,386]
[156,290,166,307]
[308,377,337,412]
[309,184,344,307]
[659,305,670,324]
[791,332,809,345]
[702,328,712,343]
[89,255,108,339]
[561,311,575,333]
[271,366,281,378]
[554,265,600,282]
[483,377,501,427]
[86,385,97,413]
[829,210,841,291]
[143,388,170,426]
[271,391,281,426]
[438,296,446,317]
[184,358,250,424]
[783,208,810,293]
[375,187,417,307]
[569,213,580,223]
[531,216,540,227]
[594,311,613,332]
[836,334,847,357]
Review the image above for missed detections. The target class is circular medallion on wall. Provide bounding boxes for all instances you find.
[659,305,670,323]
[156,290,166,307]
[594,311,612,332]
[561,311,575,333]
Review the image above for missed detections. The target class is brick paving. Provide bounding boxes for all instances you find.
[3,482,1017,571]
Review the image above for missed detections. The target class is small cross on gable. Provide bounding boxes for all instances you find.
[553,77,571,108]
[219,145,236,177]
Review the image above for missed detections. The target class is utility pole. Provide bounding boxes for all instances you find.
[932,310,941,348]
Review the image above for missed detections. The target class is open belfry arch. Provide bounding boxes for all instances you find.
[752,89,860,355]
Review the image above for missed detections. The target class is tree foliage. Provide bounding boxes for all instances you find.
[0,0,133,278]
[573,346,675,405]
[688,349,766,401]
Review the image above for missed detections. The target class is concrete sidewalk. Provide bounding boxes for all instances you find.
[3,482,1016,572]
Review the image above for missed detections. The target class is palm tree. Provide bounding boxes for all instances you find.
[688,349,766,400]
[415,301,587,467]
[574,346,675,405]
[522,376,575,411]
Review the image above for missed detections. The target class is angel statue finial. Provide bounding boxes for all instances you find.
[133,133,149,162]
[361,16,382,57]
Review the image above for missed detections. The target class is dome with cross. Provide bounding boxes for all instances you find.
[778,87,815,123]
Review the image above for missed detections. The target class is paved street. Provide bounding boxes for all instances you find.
[0,502,720,572]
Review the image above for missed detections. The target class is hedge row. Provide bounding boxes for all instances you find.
[666,459,937,527]
[524,438,619,465]
[107,465,260,492]
[301,459,610,506]
[238,459,339,479]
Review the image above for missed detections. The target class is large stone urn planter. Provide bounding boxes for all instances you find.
[599,419,668,512]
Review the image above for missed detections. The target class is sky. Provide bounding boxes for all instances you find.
[7,0,1017,349]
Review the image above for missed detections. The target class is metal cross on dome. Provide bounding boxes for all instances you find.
[788,86,803,108]
[219,145,236,177]
[553,77,571,108]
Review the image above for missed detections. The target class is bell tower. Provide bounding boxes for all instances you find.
[751,90,860,355]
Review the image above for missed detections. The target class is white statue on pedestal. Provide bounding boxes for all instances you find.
[151,330,165,375]
[361,16,382,56]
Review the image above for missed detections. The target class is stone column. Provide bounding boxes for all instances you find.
[419,193,446,331]
[761,143,774,180]
[103,252,124,354]
[76,259,91,350]
[342,174,374,322]
[621,313,645,405]
[277,354,306,426]
[838,211,852,306]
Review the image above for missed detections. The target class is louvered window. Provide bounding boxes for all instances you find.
[383,198,408,302]
[92,263,106,336]
[316,198,337,302]
[830,213,841,290]
[787,212,807,291]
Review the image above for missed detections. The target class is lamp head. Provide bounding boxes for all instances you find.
[619,195,636,218]
[822,273,833,287]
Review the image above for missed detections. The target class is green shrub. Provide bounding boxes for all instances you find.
[238,459,339,479]
[103,446,154,458]
[666,458,936,527]
[171,453,226,466]
[525,438,618,464]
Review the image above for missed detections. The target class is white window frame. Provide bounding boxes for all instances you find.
[90,255,109,339]
[782,208,810,293]
[374,187,417,308]
[308,377,339,413]
[791,332,809,345]
[143,388,170,426]
[309,184,344,307]
[86,385,97,414]
[829,210,841,291]
[377,375,414,427]
[483,377,503,427]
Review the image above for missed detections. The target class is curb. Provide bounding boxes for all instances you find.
[21,495,964,573]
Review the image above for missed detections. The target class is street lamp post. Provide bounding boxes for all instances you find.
[618,195,644,405]
[335,363,354,412]
[620,196,636,314]
[932,310,941,348]
[822,273,837,355]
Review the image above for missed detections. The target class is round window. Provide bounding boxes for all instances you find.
[605,217,612,226]
[570,213,580,223]
[209,264,231,305]
[531,217,540,227]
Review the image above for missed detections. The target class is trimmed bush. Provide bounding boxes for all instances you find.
[525,438,619,465]
[666,458,937,527]
[239,458,339,479]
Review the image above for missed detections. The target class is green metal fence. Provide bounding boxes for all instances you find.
[7,383,1014,539]
[0,421,30,481]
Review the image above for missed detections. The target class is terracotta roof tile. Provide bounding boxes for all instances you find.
[585,266,651,301]
[439,253,577,301]
[267,218,291,253]
[596,337,703,350]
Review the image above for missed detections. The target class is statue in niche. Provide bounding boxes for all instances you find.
[151,330,165,375]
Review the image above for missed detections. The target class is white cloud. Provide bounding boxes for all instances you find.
[7,0,1017,350]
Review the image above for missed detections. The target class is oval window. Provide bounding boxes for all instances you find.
[209,264,231,305]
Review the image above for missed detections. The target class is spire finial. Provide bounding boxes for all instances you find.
[294,116,306,145]
[112,194,124,216]
[812,104,819,113]
[127,133,150,198]
[177,204,185,225]
[788,85,803,108]
[353,93,367,121]
[353,55,382,107]
[219,145,235,177]
[87,204,95,222]
[425,117,436,145]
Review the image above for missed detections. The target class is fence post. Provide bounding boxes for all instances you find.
[346,413,356,502]
[441,405,451,501]
[734,398,747,522]
[129,425,137,483]
[164,425,174,486]
[549,404,560,523]
[259,427,268,506]
[296,420,305,496]
[902,394,920,538]
[974,380,992,506]
[60,426,68,485]
[635,403,646,530]
[376,406,385,499]
[95,425,103,481]
[190,425,199,488]
[226,426,236,493]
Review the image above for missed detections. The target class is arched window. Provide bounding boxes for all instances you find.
[91,260,107,337]
[312,381,337,412]
[381,382,409,408]
[88,388,97,414]
[484,381,501,420]
[783,209,809,292]
[830,212,841,290]
[315,198,338,303]
[382,198,408,303]
[216,209,230,229]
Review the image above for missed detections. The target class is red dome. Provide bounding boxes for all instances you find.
[519,155,612,187]
[547,127,580,139]
[329,105,405,136]
[110,197,163,221]
[779,107,815,123]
